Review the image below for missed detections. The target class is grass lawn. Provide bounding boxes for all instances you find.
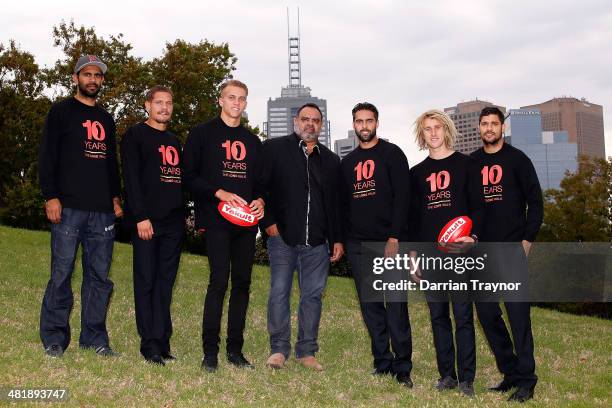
[0,225,610,407]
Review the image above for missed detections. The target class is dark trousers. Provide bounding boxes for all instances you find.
[202,227,256,356]
[476,301,537,389]
[427,300,476,382]
[346,241,413,374]
[132,217,183,358]
[40,208,115,350]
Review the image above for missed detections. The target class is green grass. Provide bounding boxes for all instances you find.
[0,225,610,407]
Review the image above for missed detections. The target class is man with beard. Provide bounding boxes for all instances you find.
[183,80,265,373]
[121,86,184,366]
[471,107,543,403]
[39,55,122,358]
[260,103,344,371]
[340,103,413,386]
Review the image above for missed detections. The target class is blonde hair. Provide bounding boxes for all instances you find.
[413,110,457,150]
[220,79,248,96]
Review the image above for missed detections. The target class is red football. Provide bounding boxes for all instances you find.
[437,216,472,243]
[217,201,258,227]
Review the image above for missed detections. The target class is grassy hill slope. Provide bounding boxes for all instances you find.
[0,226,610,407]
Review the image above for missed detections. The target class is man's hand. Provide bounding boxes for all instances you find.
[384,238,399,258]
[522,240,532,257]
[113,197,123,218]
[45,198,62,224]
[215,189,247,209]
[137,219,154,241]
[249,198,265,219]
[330,242,344,262]
[265,224,280,237]
[444,235,475,254]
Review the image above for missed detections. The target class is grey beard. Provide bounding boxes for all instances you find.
[295,125,320,143]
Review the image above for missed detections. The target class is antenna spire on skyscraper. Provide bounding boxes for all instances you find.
[287,7,302,88]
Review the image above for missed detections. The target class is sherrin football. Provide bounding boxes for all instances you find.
[437,216,472,243]
[217,201,258,227]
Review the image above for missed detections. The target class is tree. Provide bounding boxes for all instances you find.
[539,155,612,242]
[0,41,50,210]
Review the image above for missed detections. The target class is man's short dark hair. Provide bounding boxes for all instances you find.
[352,102,379,121]
[479,107,505,124]
[296,103,322,119]
[145,85,173,102]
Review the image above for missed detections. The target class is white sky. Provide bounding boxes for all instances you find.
[2,0,611,166]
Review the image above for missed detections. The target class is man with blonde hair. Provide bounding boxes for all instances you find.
[183,79,265,372]
[409,109,483,397]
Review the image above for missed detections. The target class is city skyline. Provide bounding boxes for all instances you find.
[1,0,611,166]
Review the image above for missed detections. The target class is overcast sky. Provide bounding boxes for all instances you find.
[2,0,611,165]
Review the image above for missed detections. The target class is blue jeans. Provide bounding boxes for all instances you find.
[40,208,115,350]
[266,234,329,359]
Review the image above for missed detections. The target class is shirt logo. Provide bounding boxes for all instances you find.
[481,165,503,202]
[425,171,451,209]
[221,139,247,179]
[352,159,376,199]
[158,145,181,184]
[82,120,107,159]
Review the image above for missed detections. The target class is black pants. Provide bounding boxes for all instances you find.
[427,300,476,382]
[132,217,183,358]
[346,241,413,374]
[476,301,537,389]
[202,227,256,356]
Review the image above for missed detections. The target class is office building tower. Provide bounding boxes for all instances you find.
[521,97,605,158]
[506,109,578,190]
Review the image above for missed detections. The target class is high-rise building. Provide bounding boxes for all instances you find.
[521,97,605,158]
[506,109,577,190]
[444,100,506,154]
[334,130,358,159]
[263,9,332,148]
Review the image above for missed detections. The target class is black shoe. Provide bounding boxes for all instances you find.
[508,387,534,403]
[202,355,218,372]
[435,376,458,391]
[459,381,475,397]
[396,372,413,388]
[372,367,394,376]
[95,345,118,357]
[489,379,514,393]
[227,352,254,369]
[161,352,176,361]
[145,355,165,366]
[45,344,63,358]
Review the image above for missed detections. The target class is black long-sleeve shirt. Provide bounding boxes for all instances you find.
[470,143,543,242]
[259,134,343,249]
[182,116,264,229]
[340,139,410,241]
[120,122,184,225]
[409,151,484,242]
[38,97,120,213]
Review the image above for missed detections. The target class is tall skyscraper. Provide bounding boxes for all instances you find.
[506,109,577,190]
[444,99,506,154]
[521,97,605,158]
[263,9,332,148]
